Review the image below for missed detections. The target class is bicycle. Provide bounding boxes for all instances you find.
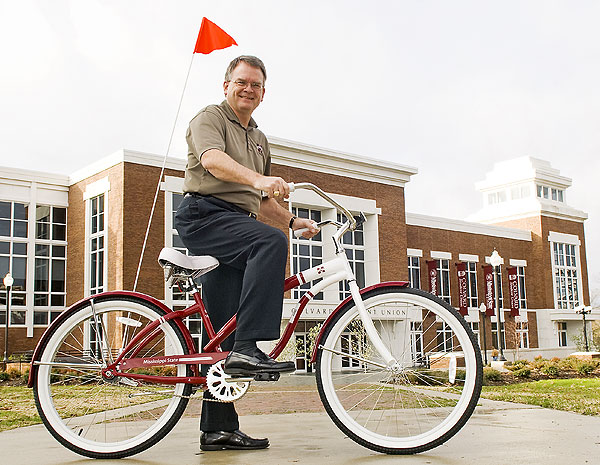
[28,182,483,459]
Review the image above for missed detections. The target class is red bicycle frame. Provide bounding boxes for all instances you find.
[98,273,316,386]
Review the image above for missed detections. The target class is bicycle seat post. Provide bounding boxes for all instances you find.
[179,277,201,295]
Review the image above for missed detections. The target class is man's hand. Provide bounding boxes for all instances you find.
[292,217,320,239]
[256,176,289,199]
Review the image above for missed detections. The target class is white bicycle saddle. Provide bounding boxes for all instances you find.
[158,247,219,278]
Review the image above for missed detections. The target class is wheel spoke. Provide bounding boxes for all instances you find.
[34,296,193,458]
[316,287,482,455]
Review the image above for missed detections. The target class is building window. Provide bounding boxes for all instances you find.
[410,321,424,366]
[0,240,27,324]
[552,242,580,309]
[557,322,568,347]
[169,192,202,348]
[537,185,564,202]
[33,206,67,326]
[516,321,529,349]
[338,213,365,301]
[436,259,451,304]
[34,244,66,324]
[341,330,367,369]
[291,207,323,300]
[0,201,28,238]
[436,322,454,351]
[469,321,480,346]
[465,262,477,308]
[408,256,420,289]
[293,320,319,372]
[89,194,105,295]
[36,205,66,241]
[491,322,506,350]
[170,193,195,301]
[487,191,507,205]
[516,266,527,309]
[510,185,531,200]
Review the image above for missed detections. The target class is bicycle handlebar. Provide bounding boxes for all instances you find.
[287,182,357,231]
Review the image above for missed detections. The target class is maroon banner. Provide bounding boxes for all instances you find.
[483,265,495,316]
[507,266,520,317]
[427,260,438,296]
[456,262,468,316]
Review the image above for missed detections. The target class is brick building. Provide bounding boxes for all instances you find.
[0,139,597,365]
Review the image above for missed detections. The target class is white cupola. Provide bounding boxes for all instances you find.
[468,157,587,223]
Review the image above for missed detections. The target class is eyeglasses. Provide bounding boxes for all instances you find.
[230,79,263,91]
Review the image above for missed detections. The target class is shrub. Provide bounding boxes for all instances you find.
[0,371,9,381]
[483,367,502,383]
[540,363,559,376]
[507,360,529,371]
[513,367,531,378]
[576,361,596,375]
[403,369,457,385]
[559,357,579,371]
[6,367,21,379]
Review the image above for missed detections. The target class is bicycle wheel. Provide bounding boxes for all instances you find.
[316,286,482,455]
[33,295,193,459]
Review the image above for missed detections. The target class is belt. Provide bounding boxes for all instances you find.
[185,193,257,219]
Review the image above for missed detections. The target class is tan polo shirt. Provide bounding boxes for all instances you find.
[183,100,271,215]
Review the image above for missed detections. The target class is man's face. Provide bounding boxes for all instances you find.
[223,62,265,119]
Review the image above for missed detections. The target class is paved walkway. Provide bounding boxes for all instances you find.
[2,397,599,465]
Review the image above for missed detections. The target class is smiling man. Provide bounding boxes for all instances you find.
[174,55,318,451]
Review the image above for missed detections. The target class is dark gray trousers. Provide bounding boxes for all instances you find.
[174,194,288,431]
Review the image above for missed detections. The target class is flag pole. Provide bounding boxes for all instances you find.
[133,17,237,291]
[133,53,196,292]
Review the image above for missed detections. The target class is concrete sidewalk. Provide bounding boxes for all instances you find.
[2,399,599,465]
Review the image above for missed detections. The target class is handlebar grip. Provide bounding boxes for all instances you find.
[293,220,320,238]
[293,228,309,238]
[287,182,296,193]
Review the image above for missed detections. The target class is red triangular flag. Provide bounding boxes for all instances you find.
[193,18,237,54]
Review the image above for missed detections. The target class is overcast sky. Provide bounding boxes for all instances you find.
[1,0,599,302]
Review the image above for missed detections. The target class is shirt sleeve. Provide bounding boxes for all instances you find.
[188,108,226,160]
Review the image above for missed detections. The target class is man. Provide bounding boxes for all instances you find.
[174,55,318,451]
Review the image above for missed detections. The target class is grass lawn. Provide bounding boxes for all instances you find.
[480,378,600,416]
[2,378,599,433]
[0,386,39,431]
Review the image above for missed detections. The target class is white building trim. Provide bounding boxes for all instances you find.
[407,248,423,257]
[484,255,505,265]
[269,137,417,187]
[547,231,581,246]
[69,140,418,189]
[83,177,110,201]
[406,212,532,241]
[430,251,452,260]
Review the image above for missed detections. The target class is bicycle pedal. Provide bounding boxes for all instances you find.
[253,372,280,382]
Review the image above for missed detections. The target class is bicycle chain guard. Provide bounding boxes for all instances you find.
[206,360,250,402]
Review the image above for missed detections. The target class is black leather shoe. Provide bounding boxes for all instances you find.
[200,429,269,451]
[223,350,295,376]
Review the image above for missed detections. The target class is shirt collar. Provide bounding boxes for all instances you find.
[219,100,258,129]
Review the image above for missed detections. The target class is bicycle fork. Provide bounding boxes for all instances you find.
[341,262,399,371]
